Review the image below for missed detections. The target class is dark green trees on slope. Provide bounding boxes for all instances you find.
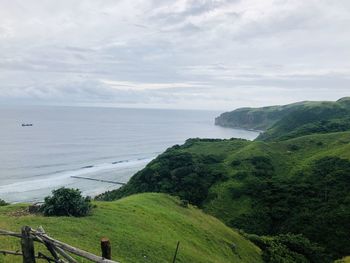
[97,139,235,206]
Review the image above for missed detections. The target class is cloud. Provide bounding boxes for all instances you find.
[101,80,209,91]
[0,0,349,110]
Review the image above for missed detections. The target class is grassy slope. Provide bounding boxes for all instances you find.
[342,257,350,263]
[335,257,350,263]
[101,132,350,258]
[99,131,350,219]
[187,132,350,220]
[206,132,350,239]
[0,193,262,263]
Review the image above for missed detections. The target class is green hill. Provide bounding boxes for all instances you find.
[215,97,350,141]
[4,97,349,262]
[215,101,309,130]
[0,193,263,263]
[98,132,350,260]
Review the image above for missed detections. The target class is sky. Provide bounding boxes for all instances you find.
[0,0,349,110]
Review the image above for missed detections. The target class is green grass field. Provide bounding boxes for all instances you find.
[0,193,262,263]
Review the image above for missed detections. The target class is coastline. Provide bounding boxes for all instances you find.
[0,105,260,204]
[214,122,264,134]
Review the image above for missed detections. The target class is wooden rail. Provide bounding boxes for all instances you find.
[1,227,181,262]
[0,226,119,263]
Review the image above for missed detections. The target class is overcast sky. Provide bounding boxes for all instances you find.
[0,0,349,110]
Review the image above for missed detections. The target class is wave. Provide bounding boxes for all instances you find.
[0,157,154,197]
[81,165,94,169]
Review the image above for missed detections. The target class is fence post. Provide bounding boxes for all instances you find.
[172,241,180,263]
[101,237,111,259]
[21,226,36,263]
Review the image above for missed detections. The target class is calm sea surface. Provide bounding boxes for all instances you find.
[0,105,259,203]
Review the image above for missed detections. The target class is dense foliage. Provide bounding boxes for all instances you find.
[246,233,328,263]
[0,199,8,206]
[41,187,92,217]
[98,143,225,206]
[230,156,350,258]
[258,103,350,141]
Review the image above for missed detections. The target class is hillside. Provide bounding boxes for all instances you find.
[0,193,263,263]
[98,132,350,260]
[215,101,309,130]
[215,97,350,141]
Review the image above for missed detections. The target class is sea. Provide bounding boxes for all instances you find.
[0,105,259,203]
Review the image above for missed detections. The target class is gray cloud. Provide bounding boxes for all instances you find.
[0,0,349,110]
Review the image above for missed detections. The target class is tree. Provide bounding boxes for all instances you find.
[40,188,92,217]
[0,198,8,206]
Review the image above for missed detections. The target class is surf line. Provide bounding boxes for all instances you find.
[71,176,126,185]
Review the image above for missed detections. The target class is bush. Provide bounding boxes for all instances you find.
[0,198,8,206]
[288,144,301,151]
[231,159,241,166]
[98,150,224,206]
[245,233,328,263]
[180,199,189,208]
[41,188,92,217]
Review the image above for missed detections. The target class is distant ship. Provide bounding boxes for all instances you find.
[21,123,33,127]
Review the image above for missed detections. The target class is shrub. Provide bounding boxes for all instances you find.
[0,198,8,206]
[288,144,301,151]
[245,233,329,263]
[41,188,92,217]
[180,199,189,208]
[231,159,241,166]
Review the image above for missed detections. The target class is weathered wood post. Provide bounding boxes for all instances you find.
[101,237,111,259]
[172,241,180,263]
[21,226,36,263]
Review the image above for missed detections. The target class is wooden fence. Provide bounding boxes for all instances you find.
[0,226,118,263]
[0,226,181,263]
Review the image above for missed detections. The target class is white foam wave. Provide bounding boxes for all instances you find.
[0,157,154,196]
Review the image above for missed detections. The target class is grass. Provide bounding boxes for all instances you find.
[106,132,350,231]
[0,193,263,263]
[335,257,350,263]
[101,132,350,258]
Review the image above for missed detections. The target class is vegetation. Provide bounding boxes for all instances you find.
[258,101,350,141]
[245,233,328,263]
[96,138,249,205]
[99,131,350,260]
[4,97,350,262]
[335,256,350,263]
[216,97,350,141]
[97,144,227,205]
[215,101,312,130]
[0,199,8,206]
[0,193,263,263]
[40,187,92,217]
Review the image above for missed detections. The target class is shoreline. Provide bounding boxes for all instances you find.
[1,128,261,204]
[214,123,264,134]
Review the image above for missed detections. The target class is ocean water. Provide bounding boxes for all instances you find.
[0,105,259,203]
